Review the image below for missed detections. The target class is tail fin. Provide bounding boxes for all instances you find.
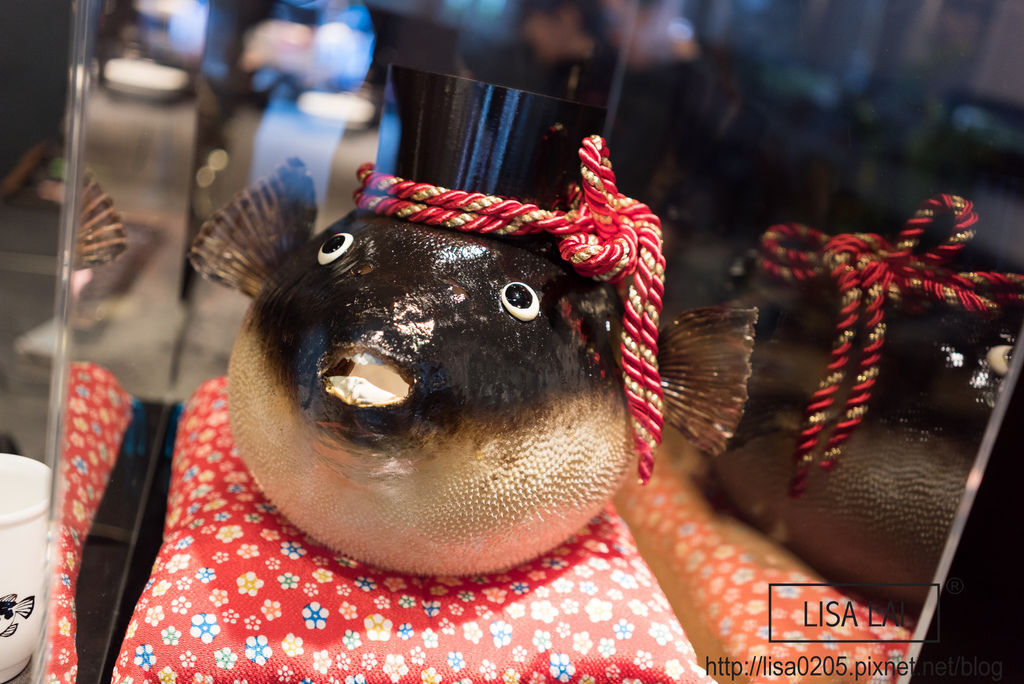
[14,596,34,620]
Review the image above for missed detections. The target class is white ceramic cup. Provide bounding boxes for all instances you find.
[0,454,51,684]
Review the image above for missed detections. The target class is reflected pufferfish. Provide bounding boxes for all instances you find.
[190,160,756,576]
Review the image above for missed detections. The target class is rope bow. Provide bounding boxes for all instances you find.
[354,135,666,483]
[760,194,1024,496]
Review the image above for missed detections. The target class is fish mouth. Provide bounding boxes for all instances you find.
[321,349,413,407]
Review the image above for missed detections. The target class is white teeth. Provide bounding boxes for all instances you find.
[349,352,385,366]
[324,353,411,406]
[326,376,403,406]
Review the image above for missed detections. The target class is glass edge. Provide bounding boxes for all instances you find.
[30,0,100,680]
[900,320,1024,682]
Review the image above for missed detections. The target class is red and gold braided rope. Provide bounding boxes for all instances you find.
[760,194,1024,496]
[354,135,666,483]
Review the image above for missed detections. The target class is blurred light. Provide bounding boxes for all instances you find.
[478,0,506,17]
[952,104,989,133]
[940,344,964,368]
[196,166,216,188]
[296,91,375,125]
[167,0,209,59]
[667,18,695,43]
[104,58,190,95]
[208,149,229,171]
[312,6,375,91]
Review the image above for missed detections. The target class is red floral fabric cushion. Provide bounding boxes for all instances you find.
[112,378,714,683]
[49,363,136,684]
[617,468,911,683]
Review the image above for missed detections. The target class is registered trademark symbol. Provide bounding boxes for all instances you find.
[945,577,965,595]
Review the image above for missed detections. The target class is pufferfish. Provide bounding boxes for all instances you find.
[190,159,756,576]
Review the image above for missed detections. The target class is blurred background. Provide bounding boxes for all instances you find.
[4,0,1024,460]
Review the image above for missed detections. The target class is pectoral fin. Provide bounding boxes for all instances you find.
[658,306,757,454]
[0,622,17,638]
[189,158,317,297]
[76,171,128,269]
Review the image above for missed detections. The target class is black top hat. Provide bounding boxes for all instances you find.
[375,65,607,209]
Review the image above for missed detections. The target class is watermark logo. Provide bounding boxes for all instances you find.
[767,583,940,643]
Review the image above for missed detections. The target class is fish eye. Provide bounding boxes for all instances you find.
[317,232,353,265]
[500,282,539,321]
[986,344,1013,377]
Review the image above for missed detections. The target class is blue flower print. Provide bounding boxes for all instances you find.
[397,623,414,640]
[421,600,440,617]
[226,484,244,494]
[541,557,568,570]
[133,644,155,671]
[777,585,801,599]
[610,570,638,589]
[355,576,376,592]
[183,466,199,482]
[579,581,598,595]
[302,602,329,629]
[345,676,367,684]
[614,619,634,639]
[447,652,465,671]
[175,536,194,550]
[549,653,575,682]
[280,541,306,559]
[60,574,71,589]
[71,456,88,475]
[212,512,230,522]
[190,613,221,644]
[245,635,272,665]
[510,582,529,595]
[490,620,512,647]
[195,567,216,583]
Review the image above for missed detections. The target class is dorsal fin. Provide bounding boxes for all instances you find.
[658,306,757,454]
[189,158,317,297]
[76,171,127,269]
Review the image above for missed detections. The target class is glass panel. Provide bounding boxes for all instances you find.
[29,0,1024,681]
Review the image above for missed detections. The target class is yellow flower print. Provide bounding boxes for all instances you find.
[364,613,393,642]
[157,666,176,683]
[281,633,304,657]
[236,571,264,596]
[215,525,242,543]
[312,568,333,584]
[58,617,71,637]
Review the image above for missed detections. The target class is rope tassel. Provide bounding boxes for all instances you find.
[760,194,1024,496]
[354,136,666,482]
